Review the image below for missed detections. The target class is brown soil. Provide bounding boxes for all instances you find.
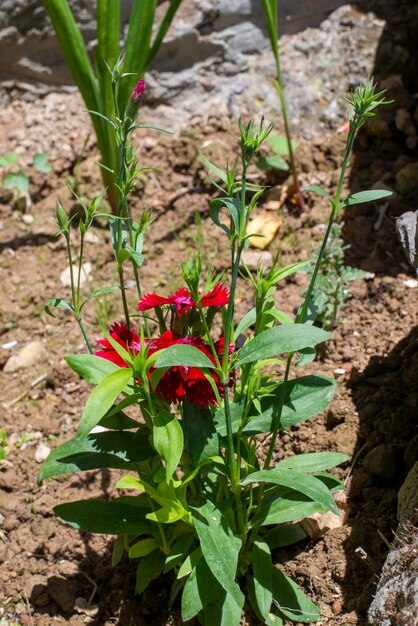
[0,11,417,626]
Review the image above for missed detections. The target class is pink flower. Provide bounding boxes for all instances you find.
[95,322,140,368]
[138,283,229,317]
[130,79,145,104]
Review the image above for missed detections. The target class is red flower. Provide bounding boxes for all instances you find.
[130,79,145,103]
[148,331,231,408]
[138,283,229,317]
[95,322,140,368]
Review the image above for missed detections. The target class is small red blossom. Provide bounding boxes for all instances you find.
[95,322,140,368]
[138,283,229,317]
[130,79,145,103]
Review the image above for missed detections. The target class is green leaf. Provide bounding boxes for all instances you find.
[257,155,289,171]
[154,344,215,369]
[273,568,320,623]
[242,375,336,434]
[3,173,29,194]
[0,151,19,167]
[276,452,349,473]
[198,149,228,183]
[209,197,240,236]
[343,189,392,206]
[201,588,243,626]
[80,285,119,309]
[53,496,152,534]
[182,401,219,467]
[268,134,298,155]
[265,524,307,549]
[177,547,202,579]
[129,538,158,558]
[96,0,121,123]
[45,298,74,317]
[235,307,256,337]
[135,549,164,595]
[163,533,195,574]
[242,469,339,515]
[182,555,222,621]
[252,488,326,527]
[146,503,184,524]
[32,153,52,173]
[191,500,244,611]
[304,185,332,200]
[236,325,330,366]
[77,368,132,436]
[65,354,120,385]
[37,431,154,483]
[153,410,183,480]
[111,535,125,566]
[252,540,273,619]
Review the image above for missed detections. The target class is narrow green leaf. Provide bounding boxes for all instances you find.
[146,503,184,524]
[37,431,154,483]
[304,185,332,200]
[242,469,339,515]
[53,496,152,534]
[135,549,164,595]
[163,533,195,573]
[80,285,119,309]
[45,298,74,317]
[198,149,228,183]
[182,556,222,621]
[182,401,219,467]
[77,368,132,436]
[154,344,215,369]
[129,537,158,558]
[252,488,326,527]
[252,540,273,619]
[276,452,349,473]
[273,568,320,623]
[153,410,183,479]
[235,307,256,337]
[236,324,330,366]
[265,524,307,549]
[343,189,392,206]
[96,0,121,122]
[65,354,120,385]
[191,500,244,610]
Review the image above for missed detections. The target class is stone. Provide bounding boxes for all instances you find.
[397,462,418,524]
[24,574,48,605]
[363,444,397,481]
[3,340,46,372]
[60,262,92,287]
[241,249,273,271]
[301,510,343,540]
[34,443,51,463]
[74,597,99,617]
[47,575,76,613]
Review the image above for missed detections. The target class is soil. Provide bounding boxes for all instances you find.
[0,4,417,626]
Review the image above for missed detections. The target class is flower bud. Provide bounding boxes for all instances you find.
[56,201,69,232]
[124,79,145,123]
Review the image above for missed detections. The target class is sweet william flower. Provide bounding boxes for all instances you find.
[95,322,140,368]
[124,79,145,123]
[138,283,229,317]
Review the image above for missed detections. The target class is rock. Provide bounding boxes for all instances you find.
[3,340,46,372]
[24,574,48,605]
[247,212,282,249]
[241,249,273,271]
[368,523,418,626]
[60,262,92,287]
[74,597,99,617]
[47,575,76,613]
[396,162,418,195]
[397,462,418,524]
[301,510,343,540]
[363,444,397,481]
[34,443,51,463]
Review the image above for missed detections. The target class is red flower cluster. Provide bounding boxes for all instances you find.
[138,283,229,317]
[95,323,231,409]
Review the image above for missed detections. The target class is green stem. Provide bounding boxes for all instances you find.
[118,266,131,328]
[76,316,93,354]
[65,235,77,310]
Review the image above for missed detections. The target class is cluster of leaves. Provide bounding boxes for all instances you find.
[303,222,373,327]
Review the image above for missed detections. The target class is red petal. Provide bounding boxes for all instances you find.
[137,293,172,311]
[200,283,229,308]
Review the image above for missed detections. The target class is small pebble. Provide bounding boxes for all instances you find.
[403,278,417,288]
[35,443,51,463]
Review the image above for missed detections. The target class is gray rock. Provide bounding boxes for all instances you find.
[398,462,418,525]
[24,574,48,605]
[3,340,46,372]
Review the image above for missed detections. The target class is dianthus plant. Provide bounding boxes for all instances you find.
[41,76,391,625]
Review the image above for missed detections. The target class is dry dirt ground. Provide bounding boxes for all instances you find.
[0,6,417,626]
